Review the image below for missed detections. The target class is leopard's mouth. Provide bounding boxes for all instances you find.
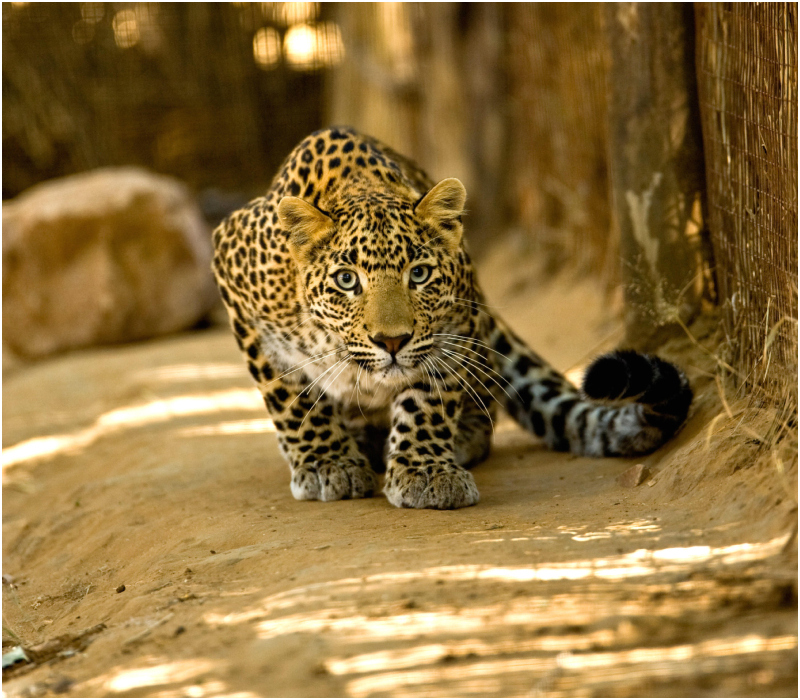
[349,343,427,382]
[351,355,411,375]
[372,357,424,385]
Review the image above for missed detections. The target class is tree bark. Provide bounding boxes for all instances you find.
[604,3,709,343]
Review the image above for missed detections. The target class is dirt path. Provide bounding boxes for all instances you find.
[3,265,797,698]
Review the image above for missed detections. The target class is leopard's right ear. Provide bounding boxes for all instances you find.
[278,196,335,263]
[415,178,466,253]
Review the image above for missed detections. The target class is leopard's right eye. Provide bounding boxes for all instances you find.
[334,269,360,292]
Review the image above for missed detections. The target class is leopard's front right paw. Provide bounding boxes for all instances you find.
[384,462,480,509]
[290,460,377,502]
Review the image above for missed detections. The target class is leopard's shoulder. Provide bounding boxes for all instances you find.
[267,127,434,212]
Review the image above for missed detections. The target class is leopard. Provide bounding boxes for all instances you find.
[212,126,692,510]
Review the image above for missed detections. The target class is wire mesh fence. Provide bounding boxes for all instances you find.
[2,2,334,211]
[504,4,613,278]
[696,3,798,397]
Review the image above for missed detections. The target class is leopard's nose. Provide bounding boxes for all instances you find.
[369,332,412,357]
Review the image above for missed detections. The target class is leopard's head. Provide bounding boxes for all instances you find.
[278,178,468,383]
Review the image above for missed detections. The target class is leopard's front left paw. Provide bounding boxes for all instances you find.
[384,462,479,509]
[291,459,377,502]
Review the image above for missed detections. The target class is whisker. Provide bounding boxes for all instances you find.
[354,364,367,420]
[348,361,361,404]
[419,359,433,394]
[367,370,385,410]
[434,355,495,429]
[286,355,346,410]
[450,301,496,319]
[322,354,352,396]
[437,345,520,403]
[434,340,520,396]
[452,296,505,310]
[432,333,514,363]
[276,347,344,381]
[320,356,351,398]
[422,356,446,408]
[301,357,351,427]
[439,348,501,415]
[430,355,494,429]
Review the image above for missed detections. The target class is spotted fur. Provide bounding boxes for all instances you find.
[212,127,692,509]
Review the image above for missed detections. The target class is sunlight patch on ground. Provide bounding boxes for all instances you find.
[205,536,788,640]
[471,520,664,545]
[103,658,218,692]
[150,682,257,698]
[245,585,769,644]
[2,388,263,472]
[88,656,259,698]
[151,680,222,698]
[558,634,797,669]
[346,656,555,697]
[96,389,263,429]
[206,529,790,697]
[570,531,613,541]
[326,631,621,675]
[179,418,275,437]
[467,533,790,579]
[341,634,797,697]
[560,519,662,543]
[2,433,96,472]
[204,532,792,634]
[474,518,750,547]
[137,363,247,383]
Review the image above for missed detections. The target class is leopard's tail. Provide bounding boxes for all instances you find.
[488,319,692,457]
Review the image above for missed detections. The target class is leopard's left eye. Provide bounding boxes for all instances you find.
[409,265,432,286]
[334,269,360,292]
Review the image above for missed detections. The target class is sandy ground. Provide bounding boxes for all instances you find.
[3,248,797,698]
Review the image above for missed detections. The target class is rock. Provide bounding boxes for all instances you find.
[3,167,218,359]
[616,463,651,488]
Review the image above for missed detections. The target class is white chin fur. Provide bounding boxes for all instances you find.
[378,363,415,383]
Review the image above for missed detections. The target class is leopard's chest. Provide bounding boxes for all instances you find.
[256,313,407,408]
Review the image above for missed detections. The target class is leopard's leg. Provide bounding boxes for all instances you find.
[448,343,495,468]
[338,402,391,473]
[454,394,493,468]
[431,332,495,467]
[228,316,377,502]
[351,425,390,473]
[383,365,490,509]
[270,382,378,502]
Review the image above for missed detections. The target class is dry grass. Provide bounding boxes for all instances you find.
[664,307,798,533]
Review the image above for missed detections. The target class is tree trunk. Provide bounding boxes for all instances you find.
[604,3,710,344]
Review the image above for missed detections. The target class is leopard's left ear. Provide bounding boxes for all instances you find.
[278,196,335,264]
[415,178,466,252]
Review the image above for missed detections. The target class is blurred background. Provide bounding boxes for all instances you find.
[2,2,797,407]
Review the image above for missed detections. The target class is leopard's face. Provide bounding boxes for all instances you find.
[297,196,463,384]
